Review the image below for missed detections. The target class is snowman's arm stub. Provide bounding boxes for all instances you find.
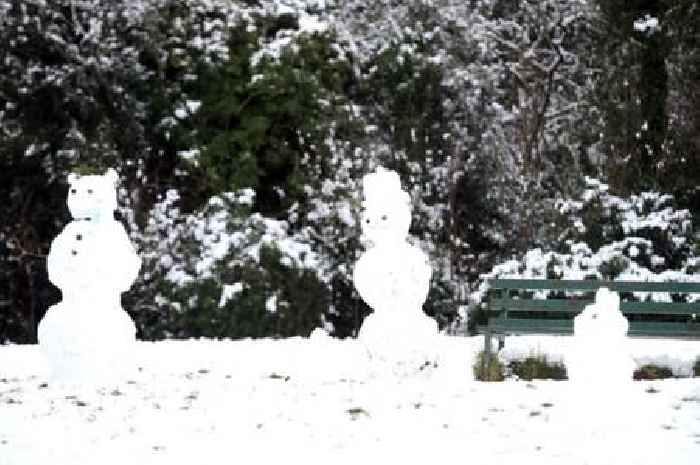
[46,223,83,289]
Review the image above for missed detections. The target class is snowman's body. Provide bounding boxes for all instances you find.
[353,242,431,316]
[353,168,437,369]
[567,288,635,386]
[38,169,141,384]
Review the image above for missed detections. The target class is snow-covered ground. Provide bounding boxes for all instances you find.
[1,335,700,464]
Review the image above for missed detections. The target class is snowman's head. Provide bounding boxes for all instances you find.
[66,169,119,222]
[595,287,620,312]
[360,168,411,245]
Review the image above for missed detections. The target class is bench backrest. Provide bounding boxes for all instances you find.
[486,279,700,338]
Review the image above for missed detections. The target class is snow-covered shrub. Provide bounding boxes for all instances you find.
[129,188,330,339]
[121,11,371,339]
[469,177,700,328]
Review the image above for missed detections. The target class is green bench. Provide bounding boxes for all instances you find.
[480,279,700,361]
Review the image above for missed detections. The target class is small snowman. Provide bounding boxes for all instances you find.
[38,169,141,384]
[353,168,437,370]
[567,287,635,386]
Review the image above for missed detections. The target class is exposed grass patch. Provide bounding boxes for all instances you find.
[473,351,505,382]
[346,407,370,420]
[633,364,674,380]
[268,373,291,381]
[508,355,567,381]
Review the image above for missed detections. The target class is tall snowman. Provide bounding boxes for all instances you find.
[38,169,141,384]
[353,168,438,370]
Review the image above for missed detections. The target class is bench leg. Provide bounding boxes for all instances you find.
[483,330,493,371]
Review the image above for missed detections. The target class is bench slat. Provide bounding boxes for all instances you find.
[490,298,700,315]
[484,319,700,338]
[488,279,700,293]
[490,298,589,313]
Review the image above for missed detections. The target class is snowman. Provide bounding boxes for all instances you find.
[38,169,141,384]
[353,168,438,370]
[567,287,635,386]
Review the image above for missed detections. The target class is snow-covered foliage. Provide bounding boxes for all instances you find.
[473,178,700,308]
[139,189,318,286]
[633,15,660,35]
[2,0,699,342]
[130,187,337,339]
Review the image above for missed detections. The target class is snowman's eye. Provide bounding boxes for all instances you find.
[87,189,93,194]
[70,189,77,194]
[365,219,370,224]
[381,214,388,221]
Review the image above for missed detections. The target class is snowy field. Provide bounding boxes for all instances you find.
[1,335,700,465]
